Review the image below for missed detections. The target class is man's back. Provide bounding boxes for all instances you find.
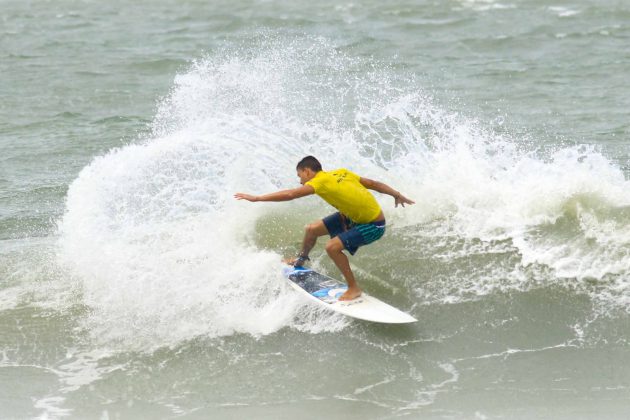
[306,168,381,223]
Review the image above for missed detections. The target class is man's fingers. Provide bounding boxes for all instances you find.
[395,195,415,207]
[234,193,250,201]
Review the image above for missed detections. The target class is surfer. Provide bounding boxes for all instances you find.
[234,156,414,301]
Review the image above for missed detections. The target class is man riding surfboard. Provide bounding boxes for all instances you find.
[235,156,414,301]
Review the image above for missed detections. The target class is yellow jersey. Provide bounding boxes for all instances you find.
[306,168,381,223]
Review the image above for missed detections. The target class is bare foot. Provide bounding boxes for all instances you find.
[282,257,297,266]
[338,287,362,301]
[282,256,308,267]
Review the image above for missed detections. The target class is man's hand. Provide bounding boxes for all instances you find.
[234,193,258,202]
[394,194,415,208]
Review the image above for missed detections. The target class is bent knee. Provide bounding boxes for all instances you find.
[325,238,344,254]
[305,221,327,237]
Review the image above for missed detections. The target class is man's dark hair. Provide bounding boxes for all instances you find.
[296,156,322,172]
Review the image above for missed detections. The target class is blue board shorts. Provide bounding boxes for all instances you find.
[323,212,386,255]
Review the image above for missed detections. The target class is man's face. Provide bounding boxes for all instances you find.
[297,168,313,185]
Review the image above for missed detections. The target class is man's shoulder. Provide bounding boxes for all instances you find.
[329,167,358,175]
[330,168,360,180]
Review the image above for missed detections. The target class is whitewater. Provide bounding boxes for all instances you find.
[1,1,629,418]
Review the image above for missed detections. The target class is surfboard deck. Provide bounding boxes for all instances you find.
[282,266,417,324]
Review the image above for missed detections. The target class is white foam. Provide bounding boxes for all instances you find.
[34,396,72,419]
[0,287,23,311]
[549,6,581,18]
[455,0,516,12]
[58,37,362,351]
[354,93,630,310]
[57,36,630,351]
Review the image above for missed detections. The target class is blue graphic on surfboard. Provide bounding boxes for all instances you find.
[282,265,417,324]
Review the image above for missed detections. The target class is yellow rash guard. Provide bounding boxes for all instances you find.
[306,168,382,223]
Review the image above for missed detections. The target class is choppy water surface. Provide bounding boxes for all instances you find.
[1,1,629,418]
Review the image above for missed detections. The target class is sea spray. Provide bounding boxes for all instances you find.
[58,36,630,352]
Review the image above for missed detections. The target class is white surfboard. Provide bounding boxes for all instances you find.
[282,266,417,324]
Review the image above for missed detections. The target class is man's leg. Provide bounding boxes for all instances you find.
[325,237,361,300]
[285,219,329,265]
[300,220,329,257]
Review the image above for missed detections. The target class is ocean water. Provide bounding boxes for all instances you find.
[1,0,629,418]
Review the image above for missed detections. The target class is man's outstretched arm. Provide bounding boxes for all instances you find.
[234,185,315,202]
[359,177,415,207]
